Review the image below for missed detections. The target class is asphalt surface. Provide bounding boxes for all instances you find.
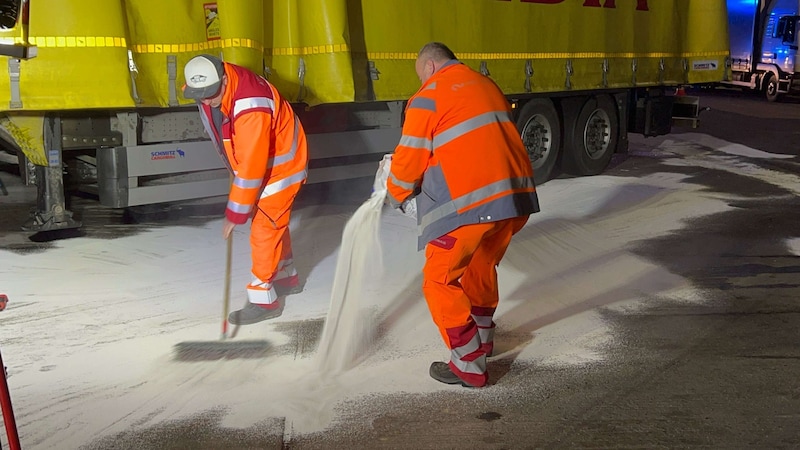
[1,87,800,449]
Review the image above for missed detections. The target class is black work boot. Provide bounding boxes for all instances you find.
[429,362,475,387]
[228,302,283,325]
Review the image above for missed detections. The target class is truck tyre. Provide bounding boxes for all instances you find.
[516,98,561,185]
[562,94,618,176]
[764,74,781,102]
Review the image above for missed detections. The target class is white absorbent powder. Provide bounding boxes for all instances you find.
[315,156,392,374]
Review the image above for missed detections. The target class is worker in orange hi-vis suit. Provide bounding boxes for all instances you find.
[386,42,540,388]
[183,54,308,325]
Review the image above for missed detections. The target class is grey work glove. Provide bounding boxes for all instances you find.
[398,197,417,220]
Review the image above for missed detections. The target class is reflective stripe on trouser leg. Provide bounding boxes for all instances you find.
[472,308,496,356]
[461,217,529,356]
[446,321,487,386]
[247,278,278,306]
[249,200,294,306]
[422,221,499,387]
[272,233,299,289]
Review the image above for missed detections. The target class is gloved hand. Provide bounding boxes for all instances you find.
[373,153,392,193]
[398,197,417,220]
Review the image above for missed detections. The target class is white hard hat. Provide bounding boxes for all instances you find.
[183,54,224,100]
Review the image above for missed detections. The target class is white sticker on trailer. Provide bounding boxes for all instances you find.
[692,60,719,71]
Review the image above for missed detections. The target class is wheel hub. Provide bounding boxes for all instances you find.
[521,114,551,168]
[583,109,611,160]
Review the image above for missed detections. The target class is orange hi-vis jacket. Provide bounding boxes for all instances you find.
[387,60,539,250]
[196,63,308,224]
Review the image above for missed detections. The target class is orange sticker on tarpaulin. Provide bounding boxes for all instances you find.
[204,3,220,41]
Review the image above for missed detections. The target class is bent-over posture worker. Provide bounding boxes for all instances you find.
[183,54,308,325]
[387,42,540,388]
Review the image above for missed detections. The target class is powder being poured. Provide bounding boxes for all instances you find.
[315,157,392,374]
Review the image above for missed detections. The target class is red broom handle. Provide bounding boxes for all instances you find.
[0,349,21,450]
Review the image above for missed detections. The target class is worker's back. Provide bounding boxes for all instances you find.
[401,61,539,249]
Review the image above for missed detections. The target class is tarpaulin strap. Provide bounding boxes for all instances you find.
[167,54,178,107]
[127,50,141,104]
[7,59,21,109]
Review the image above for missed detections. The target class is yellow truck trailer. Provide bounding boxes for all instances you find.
[0,0,730,231]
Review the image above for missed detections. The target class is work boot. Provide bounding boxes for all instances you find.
[228,302,283,325]
[429,362,476,388]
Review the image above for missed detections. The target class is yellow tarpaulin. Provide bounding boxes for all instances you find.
[0,0,729,112]
[0,0,729,164]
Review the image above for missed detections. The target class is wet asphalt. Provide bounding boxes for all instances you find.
[1,87,800,449]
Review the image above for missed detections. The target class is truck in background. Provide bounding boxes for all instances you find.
[0,0,730,232]
[724,0,800,101]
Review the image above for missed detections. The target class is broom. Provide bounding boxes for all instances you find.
[173,231,271,361]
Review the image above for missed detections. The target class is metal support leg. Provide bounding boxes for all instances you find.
[22,115,81,231]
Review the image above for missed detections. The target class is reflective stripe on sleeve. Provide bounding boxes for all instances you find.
[233,176,262,189]
[233,97,275,118]
[398,135,433,151]
[408,97,436,112]
[226,199,251,214]
[433,111,513,150]
[389,173,417,191]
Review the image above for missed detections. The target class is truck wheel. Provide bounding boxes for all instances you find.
[764,74,781,102]
[562,94,618,176]
[516,98,561,185]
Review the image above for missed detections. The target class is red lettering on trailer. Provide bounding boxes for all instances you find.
[499,0,649,10]
[583,0,649,10]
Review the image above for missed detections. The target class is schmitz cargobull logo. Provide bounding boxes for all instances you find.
[151,149,186,161]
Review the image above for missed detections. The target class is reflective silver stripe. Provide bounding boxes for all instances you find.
[247,279,277,305]
[408,97,436,112]
[433,111,512,150]
[226,199,251,214]
[451,333,481,360]
[259,169,307,199]
[398,134,433,151]
[420,177,534,231]
[478,326,494,345]
[233,176,262,189]
[472,315,493,328]
[269,115,300,168]
[389,173,416,190]
[452,354,486,375]
[424,82,437,90]
[233,97,275,117]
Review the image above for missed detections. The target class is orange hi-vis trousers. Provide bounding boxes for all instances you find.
[422,216,528,387]
[246,186,301,307]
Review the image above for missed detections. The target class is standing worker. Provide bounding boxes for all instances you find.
[386,42,540,388]
[182,54,308,325]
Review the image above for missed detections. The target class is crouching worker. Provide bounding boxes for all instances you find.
[386,43,540,387]
[182,54,308,325]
